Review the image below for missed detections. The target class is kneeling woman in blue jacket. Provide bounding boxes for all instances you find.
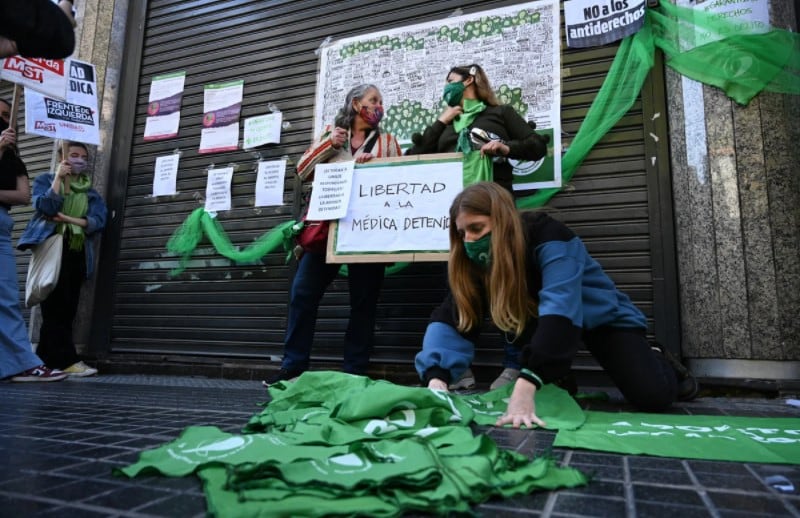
[415,182,696,428]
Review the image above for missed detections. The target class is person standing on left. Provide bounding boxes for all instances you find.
[18,140,107,377]
[264,84,401,385]
[0,98,67,382]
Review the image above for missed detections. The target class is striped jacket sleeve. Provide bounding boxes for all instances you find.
[376,133,402,158]
[296,125,338,182]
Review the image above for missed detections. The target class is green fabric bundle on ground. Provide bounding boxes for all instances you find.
[118,372,588,517]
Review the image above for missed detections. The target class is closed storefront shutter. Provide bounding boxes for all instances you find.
[93,0,677,376]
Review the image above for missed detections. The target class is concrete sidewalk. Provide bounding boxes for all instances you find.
[1,374,798,517]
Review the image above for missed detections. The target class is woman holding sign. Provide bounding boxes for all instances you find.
[407,63,549,389]
[415,182,698,427]
[264,84,401,385]
[18,141,107,378]
[0,99,67,382]
[406,63,548,193]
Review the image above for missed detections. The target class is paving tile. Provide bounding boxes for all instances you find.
[632,484,706,506]
[629,466,694,485]
[34,478,124,502]
[0,494,63,514]
[82,484,174,510]
[551,492,627,516]
[707,490,796,515]
[692,471,771,493]
[634,501,712,517]
[563,479,625,499]
[133,493,208,516]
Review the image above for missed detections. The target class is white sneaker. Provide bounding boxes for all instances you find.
[490,368,520,390]
[448,368,476,390]
[63,361,98,377]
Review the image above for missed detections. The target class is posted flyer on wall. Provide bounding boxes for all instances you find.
[144,71,186,141]
[199,80,244,154]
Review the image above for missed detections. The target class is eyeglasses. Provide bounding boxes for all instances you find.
[469,127,507,163]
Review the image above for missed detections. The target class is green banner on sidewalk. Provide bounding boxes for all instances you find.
[554,411,800,465]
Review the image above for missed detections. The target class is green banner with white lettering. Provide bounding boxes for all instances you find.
[554,411,800,464]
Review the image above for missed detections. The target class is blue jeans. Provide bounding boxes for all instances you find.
[282,252,385,374]
[0,207,43,378]
[502,340,522,369]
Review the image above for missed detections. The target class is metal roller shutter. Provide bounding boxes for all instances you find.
[93,0,677,376]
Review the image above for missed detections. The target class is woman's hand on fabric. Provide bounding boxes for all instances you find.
[438,106,463,124]
[355,152,374,164]
[495,378,547,429]
[0,128,16,150]
[427,378,449,391]
[329,126,347,149]
[480,140,510,158]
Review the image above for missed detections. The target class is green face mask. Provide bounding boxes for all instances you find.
[442,81,465,107]
[463,232,492,268]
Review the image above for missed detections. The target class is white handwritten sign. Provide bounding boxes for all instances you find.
[152,154,180,197]
[204,167,234,213]
[333,157,463,255]
[254,160,286,207]
[306,161,355,220]
[243,112,282,149]
[691,0,770,47]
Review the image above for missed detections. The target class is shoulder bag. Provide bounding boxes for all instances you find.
[25,233,63,307]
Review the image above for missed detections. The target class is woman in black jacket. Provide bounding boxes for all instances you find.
[405,63,547,194]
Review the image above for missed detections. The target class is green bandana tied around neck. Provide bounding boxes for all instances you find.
[464,232,492,268]
[59,174,90,251]
[454,99,492,187]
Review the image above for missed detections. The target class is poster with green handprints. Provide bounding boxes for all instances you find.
[314,0,562,190]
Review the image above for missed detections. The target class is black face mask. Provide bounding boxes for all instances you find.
[0,118,8,134]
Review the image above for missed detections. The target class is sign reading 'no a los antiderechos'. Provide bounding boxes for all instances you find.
[564,0,647,48]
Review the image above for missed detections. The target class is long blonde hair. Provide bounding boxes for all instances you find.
[448,64,500,106]
[448,182,534,336]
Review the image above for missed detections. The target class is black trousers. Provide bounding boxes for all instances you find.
[36,245,85,370]
[582,327,678,412]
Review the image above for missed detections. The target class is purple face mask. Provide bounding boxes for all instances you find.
[67,157,88,174]
[358,105,384,127]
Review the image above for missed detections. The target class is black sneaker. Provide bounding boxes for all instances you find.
[652,344,699,402]
[262,368,303,387]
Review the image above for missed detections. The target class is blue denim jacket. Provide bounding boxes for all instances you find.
[17,173,107,278]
